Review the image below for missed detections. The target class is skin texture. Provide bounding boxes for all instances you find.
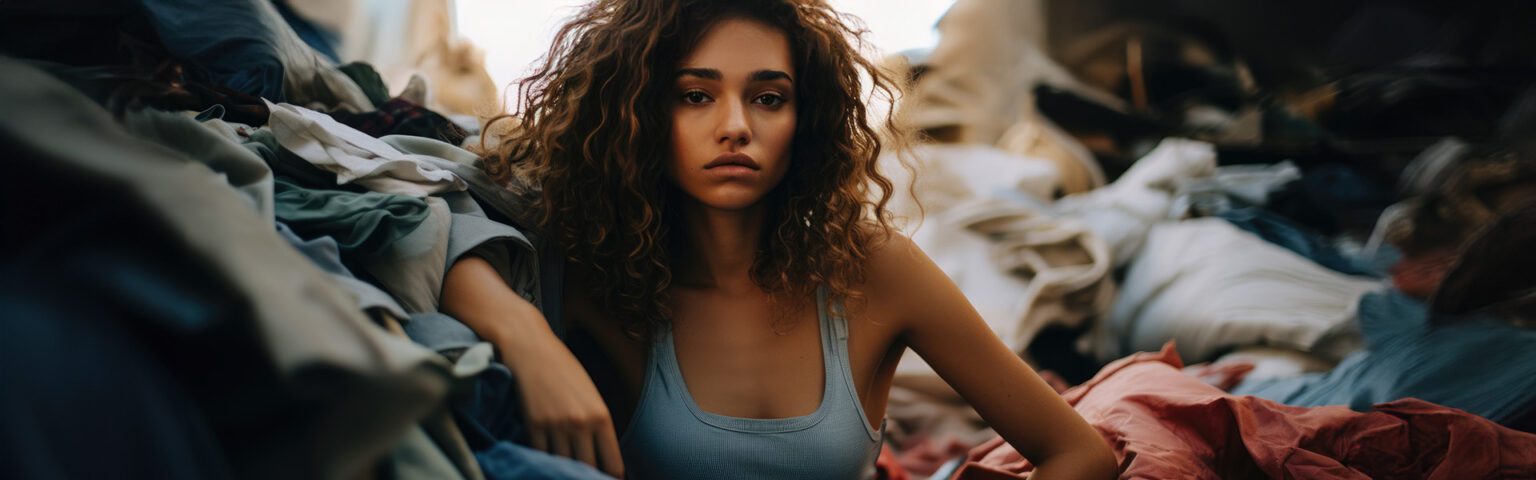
[444,11,1117,480]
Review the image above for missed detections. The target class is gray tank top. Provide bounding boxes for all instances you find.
[620,286,885,479]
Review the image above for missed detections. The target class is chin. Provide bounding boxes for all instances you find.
[691,188,770,211]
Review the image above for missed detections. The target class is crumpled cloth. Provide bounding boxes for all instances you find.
[268,100,467,197]
[955,343,1536,479]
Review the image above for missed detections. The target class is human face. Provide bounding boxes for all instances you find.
[667,18,796,211]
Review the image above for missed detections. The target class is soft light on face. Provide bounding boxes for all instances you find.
[666,18,797,211]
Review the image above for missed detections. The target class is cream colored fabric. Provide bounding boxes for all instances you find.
[901,0,1123,147]
[997,110,1105,195]
[880,145,1114,399]
[1053,138,1218,267]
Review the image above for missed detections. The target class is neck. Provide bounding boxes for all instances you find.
[674,198,767,293]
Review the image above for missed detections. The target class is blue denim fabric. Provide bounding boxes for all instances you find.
[1234,290,1536,425]
[474,442,610,480]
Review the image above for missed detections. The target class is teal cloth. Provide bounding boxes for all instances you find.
[620,286,885,480]
[274,178,431,256]
[339,62,391,108]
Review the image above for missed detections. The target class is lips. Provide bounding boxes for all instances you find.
[704,152,760,170]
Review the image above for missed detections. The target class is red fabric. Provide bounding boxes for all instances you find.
[876,444,911,480]
[954,343,1536,479]
[895,435,977,477]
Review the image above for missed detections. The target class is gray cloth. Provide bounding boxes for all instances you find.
[121,107,276,222]
[380,135,550,326]
[0,57,451,479]
[392,426,468,480]
[359,196,452,314]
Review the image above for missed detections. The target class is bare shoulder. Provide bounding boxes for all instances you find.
[860,229,926,282]
[857,229,952,324]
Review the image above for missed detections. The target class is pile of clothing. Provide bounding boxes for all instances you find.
[878,1,1536,478]
[0,1,601,479]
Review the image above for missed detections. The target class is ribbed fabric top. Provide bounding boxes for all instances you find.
[620,286,885,479]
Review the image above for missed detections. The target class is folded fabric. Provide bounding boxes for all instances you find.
[268,101,468,197]
[137,0,372,112]
[1093,218,1381,363]
[1234,289,1536,425]
[0,58,451,478]
[274,178,431,256]
[956,343,1536,479]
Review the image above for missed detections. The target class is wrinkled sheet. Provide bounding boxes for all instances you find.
[954,343,1536,479]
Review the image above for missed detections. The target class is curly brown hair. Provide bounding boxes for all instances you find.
[483,0,906,338]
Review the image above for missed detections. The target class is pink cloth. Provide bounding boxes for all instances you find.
[956,343,1536,479]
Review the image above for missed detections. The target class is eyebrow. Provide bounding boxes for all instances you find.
[675,68,794,84]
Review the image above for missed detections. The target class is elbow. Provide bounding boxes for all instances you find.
[1039,437,1117,480]
[1082,441,1118,480]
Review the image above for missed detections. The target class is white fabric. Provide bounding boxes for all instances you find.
[1053,138,1218,267]
[1171,160,1301,215]
[1092,218,1384,363]
[881,144,1060,223]
[1206,346,1337,386]
[881,145,1113,398]
[268,101,467,197]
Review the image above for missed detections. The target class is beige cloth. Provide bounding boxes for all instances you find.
[880,145,1115,400]
[900,0,1118,197]
[900,0,1051,145]
[341,0,500,116]
[997,111,1105,195]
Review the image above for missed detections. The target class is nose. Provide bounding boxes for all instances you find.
[715,98,751,147]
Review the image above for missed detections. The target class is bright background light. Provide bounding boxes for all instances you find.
[456,0,956,110]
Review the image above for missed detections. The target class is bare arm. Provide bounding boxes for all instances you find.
[879,236,1116,479]
[440,256,624,478]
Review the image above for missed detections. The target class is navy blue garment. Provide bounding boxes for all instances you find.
[0,214,237,480]
[272,0,340,63]
[404,313,528,447]
[1217,207,1378,277]
[1234,289,1536,425]
[475,442,611,480]
[0,177,239,480]
[403,313,608,479]
[137,0,288,101]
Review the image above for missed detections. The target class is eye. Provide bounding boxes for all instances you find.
[753,93,787,107]
[681,90,712,104]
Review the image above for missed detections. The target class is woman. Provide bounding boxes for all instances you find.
[443,1,1116,478]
